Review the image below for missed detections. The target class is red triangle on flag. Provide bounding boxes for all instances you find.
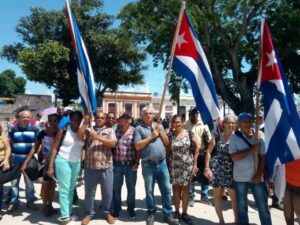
[174,11,199,60]
[260,19,282,82]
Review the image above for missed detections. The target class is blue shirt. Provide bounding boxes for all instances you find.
[133,122,166,161]
[58,116,70,129]
[229,132,265,182]
[9,124,39,163]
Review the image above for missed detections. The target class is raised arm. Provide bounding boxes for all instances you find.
[230,143,260,161]
[77,114,91,141]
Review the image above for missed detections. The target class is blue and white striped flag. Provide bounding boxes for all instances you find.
[258,18,300,176]
[65,0,97,113]
[172,10,220,124]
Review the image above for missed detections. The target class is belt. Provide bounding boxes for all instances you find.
[146,158,164,165]
[113,160,134,166]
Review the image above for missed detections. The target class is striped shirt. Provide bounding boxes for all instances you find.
[114,126,135,162]
[9,124,39,163]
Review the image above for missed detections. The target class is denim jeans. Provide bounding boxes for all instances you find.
[113,163,137,215]
[189,183,209,199]
[10,172,35,205]
[234,181,272,225]
[55,154,81,219]
[84,167,114,217]
[141,159,172,217]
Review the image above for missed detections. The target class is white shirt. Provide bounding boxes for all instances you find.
[58,127,84,162]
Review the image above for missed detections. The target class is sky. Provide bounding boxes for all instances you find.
[0,0,166,100]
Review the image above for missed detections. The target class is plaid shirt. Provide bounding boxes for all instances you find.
[84,126,116,169]
[114,126,135,162]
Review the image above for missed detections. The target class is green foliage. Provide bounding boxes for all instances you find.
[18,40,77,104]
[0,70,26,97]
[266,0,300,93]
[118,0,300,114]
[1,0,146,105]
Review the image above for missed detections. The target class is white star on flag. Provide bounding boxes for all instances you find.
[176,32,188,50]
[266,50,277,67]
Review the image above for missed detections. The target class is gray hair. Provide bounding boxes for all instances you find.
[223,114,237,124]
[141,105,154,115]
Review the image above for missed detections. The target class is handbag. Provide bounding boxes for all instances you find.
[0,158,21,185]
[25,156,42,181]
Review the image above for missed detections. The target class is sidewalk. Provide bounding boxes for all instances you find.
[0,169,288,225]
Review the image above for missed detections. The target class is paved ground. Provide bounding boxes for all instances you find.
[0,169,295,225]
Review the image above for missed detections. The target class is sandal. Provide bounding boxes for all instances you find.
[181,213,194,225]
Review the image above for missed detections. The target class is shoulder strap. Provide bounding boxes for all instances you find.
[235,130,252,148]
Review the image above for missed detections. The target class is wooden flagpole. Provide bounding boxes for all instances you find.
[157,1,186,120]
[253,18,264,174]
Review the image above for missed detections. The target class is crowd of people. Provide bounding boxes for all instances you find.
[0,105,299,225]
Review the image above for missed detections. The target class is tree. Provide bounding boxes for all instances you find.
[266,0,300,93]
[0,70,26,97]
[1,0,146,105]
[118,0,300,114]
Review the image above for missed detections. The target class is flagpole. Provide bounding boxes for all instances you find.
[253,18,265,174]
[157,1,186,120]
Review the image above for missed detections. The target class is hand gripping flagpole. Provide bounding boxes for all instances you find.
[157,1,186,120]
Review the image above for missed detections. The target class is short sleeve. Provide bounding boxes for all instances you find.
[203,125,212,141]
[34,126,39,137]
[229,134,237,154]
[133,127,142,144]
[258,136,265,155]
[37,130,46,142]
[8,127,14,141]
[109,128,117,141]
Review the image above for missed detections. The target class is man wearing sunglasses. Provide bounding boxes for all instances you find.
[78,111,117,225]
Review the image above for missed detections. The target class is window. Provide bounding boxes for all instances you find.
[153,102,160,110]
[125,103,132,114]
[165,105,173,111]
[108,103,116,114]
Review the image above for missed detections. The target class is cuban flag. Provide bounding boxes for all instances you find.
[65,0,97,113]
[258,18,300,176]
[172,10,220,124]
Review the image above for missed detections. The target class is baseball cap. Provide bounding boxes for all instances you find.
[238,112,253,122]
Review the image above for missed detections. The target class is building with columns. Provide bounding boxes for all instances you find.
[102,91,152,118]
[102,91,232,121]
[102,91,198,120]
